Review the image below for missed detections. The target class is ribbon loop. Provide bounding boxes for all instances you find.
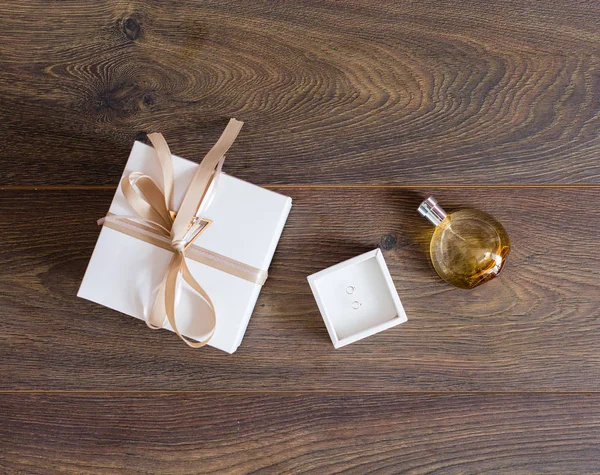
[103,119,245,347]
[121,172,173,230]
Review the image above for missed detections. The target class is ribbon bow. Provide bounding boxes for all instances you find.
[102,119,244,347]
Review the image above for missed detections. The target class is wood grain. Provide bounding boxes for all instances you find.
[1,0,599,186]
[1,0,599,470]
[2,188,599,391]
[1,393,599,473]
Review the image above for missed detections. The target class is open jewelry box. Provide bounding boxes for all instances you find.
[307,249,407,348]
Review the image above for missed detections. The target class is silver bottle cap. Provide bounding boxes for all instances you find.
[418,196,448,226]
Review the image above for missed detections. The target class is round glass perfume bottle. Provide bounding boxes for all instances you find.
[418,197,510,289]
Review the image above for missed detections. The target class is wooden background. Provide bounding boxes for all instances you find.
[1,0,599,472]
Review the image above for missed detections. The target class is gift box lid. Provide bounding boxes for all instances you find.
[78,140,292,354]
[307,249,407,348]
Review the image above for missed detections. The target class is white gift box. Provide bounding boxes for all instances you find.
[78,140,292,353]
[307,249,407,348]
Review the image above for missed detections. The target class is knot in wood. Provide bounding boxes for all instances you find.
[123,18,141,40]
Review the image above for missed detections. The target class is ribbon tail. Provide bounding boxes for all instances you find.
[195,156,224,218]
[171,118,243,241]
[147,132,175,212]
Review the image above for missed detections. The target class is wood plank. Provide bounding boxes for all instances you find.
[1,188,599,391]
[1,0,599,186]
[1,393,599,473]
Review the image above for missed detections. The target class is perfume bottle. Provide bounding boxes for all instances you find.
[418,197,510,289]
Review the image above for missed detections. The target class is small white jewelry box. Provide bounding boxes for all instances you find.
[307,249,407,348]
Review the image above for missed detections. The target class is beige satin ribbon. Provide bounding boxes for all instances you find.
[101,214,268,285]
[100,119,260,348]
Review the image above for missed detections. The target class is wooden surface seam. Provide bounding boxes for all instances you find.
[3,184,600,191]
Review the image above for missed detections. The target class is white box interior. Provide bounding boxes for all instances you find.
[308,249,407,348]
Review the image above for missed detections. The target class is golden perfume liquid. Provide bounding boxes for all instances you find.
[418,197,510,289]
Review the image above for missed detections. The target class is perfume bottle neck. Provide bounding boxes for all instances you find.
[418,196,448,226]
